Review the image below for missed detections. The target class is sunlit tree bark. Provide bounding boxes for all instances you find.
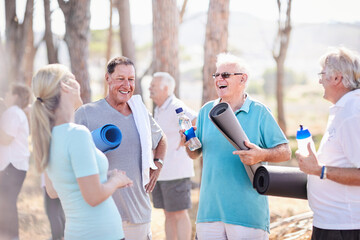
[58,0,91,103]
[152,0,180,96]
[202,0,229,104]
[116,0,139,95]
[103,0,114,97]
[4,0,34,87]
[273,0,292,135]
[44,0,59,64]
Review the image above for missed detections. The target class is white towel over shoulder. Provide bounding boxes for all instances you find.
[128,95,157,190]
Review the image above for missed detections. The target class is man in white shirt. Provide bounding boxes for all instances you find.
[149,72,196,240]
[296,47,360,240]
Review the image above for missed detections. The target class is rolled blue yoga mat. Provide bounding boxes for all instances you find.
[91,124,122,153]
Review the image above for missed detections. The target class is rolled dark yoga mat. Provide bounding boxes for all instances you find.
[253,165,308,199]
[209,102,261,184]
[91,124,122,153]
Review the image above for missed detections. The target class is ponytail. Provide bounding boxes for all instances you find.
[30,64,71,172]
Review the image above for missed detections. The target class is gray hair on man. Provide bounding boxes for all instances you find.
[216,52,251,80]
[153,72,176,96]
[320,47,360,90]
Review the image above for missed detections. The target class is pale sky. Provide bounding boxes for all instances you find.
[0,0,360,36]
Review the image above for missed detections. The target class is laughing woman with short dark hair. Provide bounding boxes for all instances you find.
[0,84,31,240]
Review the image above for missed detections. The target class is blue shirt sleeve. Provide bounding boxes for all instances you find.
[259,108,288,149]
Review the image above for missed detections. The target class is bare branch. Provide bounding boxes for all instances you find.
[138,61,153,83]
[179,0,188,24]
[270,212,313,229]
[57,0,71,17]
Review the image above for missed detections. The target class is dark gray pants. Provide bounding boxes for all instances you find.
[44,190,65,240]
[0,164,26,239]
[312,226,360,240]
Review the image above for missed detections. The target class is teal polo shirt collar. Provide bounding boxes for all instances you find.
[213,93,252,115]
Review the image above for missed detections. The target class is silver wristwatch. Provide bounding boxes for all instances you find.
[154,158,164,166]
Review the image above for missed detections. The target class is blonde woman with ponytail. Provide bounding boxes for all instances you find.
[31,64,132,240]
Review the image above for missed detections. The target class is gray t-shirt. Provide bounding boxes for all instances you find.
[75,98,163,224]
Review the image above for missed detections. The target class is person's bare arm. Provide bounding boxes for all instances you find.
[296,143,360,186]
[77,170,132,207]
[178,128,202,159]
[0,128,14,145]
[145,135,167,193]
[233,142,291,165]
[44,172,58,199]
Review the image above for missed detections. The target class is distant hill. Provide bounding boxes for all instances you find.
[33,11,360,98]
[133,11,360,82]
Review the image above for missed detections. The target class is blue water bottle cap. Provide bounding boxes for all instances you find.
[175,107,184,114]
[296,125,311,139]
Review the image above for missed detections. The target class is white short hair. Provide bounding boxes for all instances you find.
[320,47,360,90]
[153,72,176,95]
[216,52,250,79]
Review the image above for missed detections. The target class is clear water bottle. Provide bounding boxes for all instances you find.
[296,125,316,156]
[175,107,202,151]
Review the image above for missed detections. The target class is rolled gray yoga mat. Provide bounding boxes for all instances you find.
[209,102,308,199]
[253,165,307,199]
[91,124,122,153]
[209,102,261,185]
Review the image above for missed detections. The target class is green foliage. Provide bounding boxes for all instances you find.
[181,68,202,82]
[262,68,308,97]
[89,29,108,54]
[136,42,152,62]
[89,29,121,57]
[247,80,264,95]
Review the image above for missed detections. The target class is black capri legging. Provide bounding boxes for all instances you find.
[0,163,27,239]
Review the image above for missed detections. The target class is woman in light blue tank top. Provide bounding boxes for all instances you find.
[30,64,133,240]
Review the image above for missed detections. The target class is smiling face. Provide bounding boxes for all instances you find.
[319,67,342,103]
[214,63,247,102]
[319,68,331,100]
[106,64,135,108]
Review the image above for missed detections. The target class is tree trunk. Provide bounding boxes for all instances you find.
[116,0,140,95]
[44,0,59,64]
[58,0,91,103]
[273,0,292,135]
[0,34,8,95]
[276,58,286,134]
[152,0,180,96]
[22,11,37,86]
[202,0,229,105]
[5,0,34,85]
[104,0,113,97]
